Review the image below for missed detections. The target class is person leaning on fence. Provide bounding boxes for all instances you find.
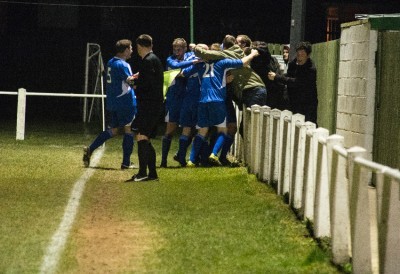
[268,41,318,124]
[126,34,164,182]
[83,39,137,169]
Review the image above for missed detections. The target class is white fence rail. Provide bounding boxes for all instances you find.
[0,88,106,140]
[238,105,400,274]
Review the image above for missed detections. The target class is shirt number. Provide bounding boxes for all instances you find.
[202,63,214,78]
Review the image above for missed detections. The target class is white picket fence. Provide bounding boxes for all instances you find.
[236,105,400,274]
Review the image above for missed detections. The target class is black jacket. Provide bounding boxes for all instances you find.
[275,58,318,106]
[135,52,164,102]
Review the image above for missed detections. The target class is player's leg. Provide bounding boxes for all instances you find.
[121,106,137,169]
[161,122,177,167]
[219,99,237,165]
[207,102,227,166]
[188,127,208,166]
[83,112,118,167]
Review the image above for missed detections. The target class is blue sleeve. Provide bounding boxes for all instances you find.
[222,59,243,69]
[167,56,193,69]
[120,62,132,80]
[182,64,199,77]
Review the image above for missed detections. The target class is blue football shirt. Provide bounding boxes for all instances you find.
[105,57,136,111]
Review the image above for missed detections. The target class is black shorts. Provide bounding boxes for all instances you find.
[132,100,163,138]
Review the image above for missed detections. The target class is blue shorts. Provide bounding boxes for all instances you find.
[179,95,199,127]
[165,90,183,123]
[108,106,136,128]
[197,101,226,128]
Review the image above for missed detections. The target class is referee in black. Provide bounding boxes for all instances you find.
[128,34,164,182]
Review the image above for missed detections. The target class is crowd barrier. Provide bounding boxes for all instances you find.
[0,88,106,140]
[237,105,400,274]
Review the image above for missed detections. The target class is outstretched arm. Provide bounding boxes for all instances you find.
[241,49,259,66]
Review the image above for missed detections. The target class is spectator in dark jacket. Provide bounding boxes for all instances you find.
[268,41,318,124]
[251,41,286,110]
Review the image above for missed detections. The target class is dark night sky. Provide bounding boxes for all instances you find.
[1,1,292,92]
[0,0,398,121]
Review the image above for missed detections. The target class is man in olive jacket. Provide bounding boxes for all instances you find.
[193,35,267,110]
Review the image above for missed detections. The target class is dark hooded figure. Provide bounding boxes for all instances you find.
[251,41,287,110]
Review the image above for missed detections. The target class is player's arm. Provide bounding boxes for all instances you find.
[167,56,196,69]
[179,63,200,78]
[194,45,226,61]
[241,49,259,67]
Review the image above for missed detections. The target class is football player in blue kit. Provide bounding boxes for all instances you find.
[83,39,137,169]
[175,43,209,166]
[160,38,200,167]
[181,47,260,167]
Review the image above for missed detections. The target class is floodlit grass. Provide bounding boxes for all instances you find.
[1,120,340,273]
[0,121,99,273]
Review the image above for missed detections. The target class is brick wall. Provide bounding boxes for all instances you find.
[336,20,377,158]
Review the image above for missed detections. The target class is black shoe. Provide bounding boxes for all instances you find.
[125,173,147,182]
[220,158,240,167]
[220,158,232,166]
[133,174,148,182]
[160,161,167,168]
[147,176,159,181]
[173,154,179,163]
[121,162,138,169]
[83,146,91,167]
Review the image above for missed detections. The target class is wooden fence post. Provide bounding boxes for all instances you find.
[243,107,252,166]
[258,106,270,181]
[16,88,27,140]
[327,134,351,264]
[313,128,330,238]
[270,109,282,186]
[278,110,292,196]
[377,170,400,274]
[250,105,261,175]
[262,110,273,183]
[348,146,377,274]
[301,125,317,219]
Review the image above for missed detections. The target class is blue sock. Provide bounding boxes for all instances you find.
[177,135,190,165]
[212,132,225,155]
[189,134,206,163]
[122,132,134,166]
[219,134,234,161]
[89,129,113,152]
[161,135,172,164]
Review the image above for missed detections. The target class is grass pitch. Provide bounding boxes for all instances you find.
[0,120,340,273]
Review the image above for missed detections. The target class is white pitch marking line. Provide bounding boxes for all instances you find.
[39,148,105,274]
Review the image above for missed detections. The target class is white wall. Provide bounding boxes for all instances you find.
[336,19,377,159]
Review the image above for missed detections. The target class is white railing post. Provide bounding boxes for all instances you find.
[258,106,270,181]
[291,121,314,209]
[348,146,377,274]
[313,128,330,238]
[262,110,272,183]
[377,170,400,274]
[233,106,242,160]
[243,107,252,166]
[16,88,27,140]
[250,105,261,175]
[278,110,292,196]
[269,109,282,186]
[327,135,351,265]
[301,125,317,219]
